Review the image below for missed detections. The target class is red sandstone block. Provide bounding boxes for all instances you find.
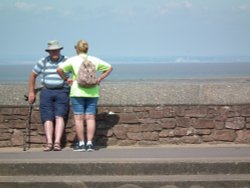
[163,106,177,117]
[140,124,162,132]
[214,121,225,130]
[236,130,250,143]
[119,113,139,123]
[176,117,192,128]
[193,119,215,129]
[0,108,13,115]
[0,133,11,141]
[225,117,245,130]
[202,135,215,142]
[159,130,170,137]
[212,130,236,142]
[196,129,212,135]
[0,123,9,129]
[113,125,128,139]
[240,105,250,117]
[174,128,191,136]
[133,107,146,112]
[12,108,29,115]
[148,110,164,119]
[9,121,26,129]
[142,132,159,141]
[184,107,207,117]
[127,132,143,141]
[160,118,176,129]
[180,135,202,144]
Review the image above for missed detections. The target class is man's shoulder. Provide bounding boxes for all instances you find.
[58,55,68,62]
[36,57,48,66]
[38,56,47,62]
[61,55,68,59]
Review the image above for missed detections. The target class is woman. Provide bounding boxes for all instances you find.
[57,40,112,151]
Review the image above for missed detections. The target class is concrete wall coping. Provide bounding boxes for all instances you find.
[1,78,250,106]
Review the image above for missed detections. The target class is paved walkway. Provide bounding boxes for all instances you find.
[0,144,250,163]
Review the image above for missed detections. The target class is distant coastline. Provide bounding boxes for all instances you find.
[1,55,250,65]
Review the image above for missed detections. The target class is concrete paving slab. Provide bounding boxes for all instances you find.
[0,145,249,163]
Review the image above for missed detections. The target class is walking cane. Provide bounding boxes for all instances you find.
[23,97,33,151]
[23,87,43,151]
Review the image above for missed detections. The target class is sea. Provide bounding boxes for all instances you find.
[0,56,250,83]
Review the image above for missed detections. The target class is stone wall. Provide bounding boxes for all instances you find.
[1,104,250,148]
[1,79,250,148]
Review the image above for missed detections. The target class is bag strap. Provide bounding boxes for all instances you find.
[83,56,89,65]
[79,54,88,65]
[42,56,49,83]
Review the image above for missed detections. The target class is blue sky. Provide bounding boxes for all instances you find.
[0,0,250,60]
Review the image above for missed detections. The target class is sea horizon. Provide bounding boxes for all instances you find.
[1,55,250,65]
[0,56,250,83]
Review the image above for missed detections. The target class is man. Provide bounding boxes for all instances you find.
[57,40,112,152]
[28,40,70,151]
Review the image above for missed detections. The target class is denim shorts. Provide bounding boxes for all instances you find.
[39,88,70,123]
[71,97,98,115]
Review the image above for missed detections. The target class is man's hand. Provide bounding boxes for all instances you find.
[28,92,36,104]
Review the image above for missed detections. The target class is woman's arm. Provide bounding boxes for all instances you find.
[97,66,113,84]
[57,68,73,85]
[57,67,68,81]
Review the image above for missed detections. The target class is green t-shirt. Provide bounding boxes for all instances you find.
[59,53,111,97]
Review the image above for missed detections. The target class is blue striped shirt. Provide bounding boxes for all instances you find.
[32,55,69,89]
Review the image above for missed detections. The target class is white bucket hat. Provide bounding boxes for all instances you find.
[45,40,63,52]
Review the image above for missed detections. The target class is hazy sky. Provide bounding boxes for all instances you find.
[0,0,250,60]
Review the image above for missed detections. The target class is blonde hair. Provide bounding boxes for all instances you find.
[75,40,89,53]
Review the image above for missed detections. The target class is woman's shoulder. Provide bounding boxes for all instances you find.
[88,55,107,64]
[87,55,98,61]
[65,55,81,62]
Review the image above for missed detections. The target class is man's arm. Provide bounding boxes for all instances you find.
[28,72,37,104]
